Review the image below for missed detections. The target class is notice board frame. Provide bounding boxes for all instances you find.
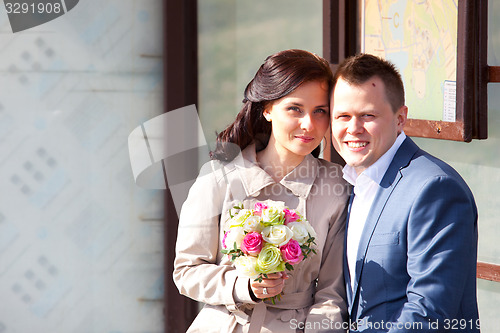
[324,0,488,142]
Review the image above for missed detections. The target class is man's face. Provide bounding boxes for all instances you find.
[331,76,407,175]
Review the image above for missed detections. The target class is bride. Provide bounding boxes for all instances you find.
[173,49,349,333]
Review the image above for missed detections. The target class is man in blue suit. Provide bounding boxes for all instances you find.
[330,54,480,332]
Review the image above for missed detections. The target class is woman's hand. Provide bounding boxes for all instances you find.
[250,272,289,299]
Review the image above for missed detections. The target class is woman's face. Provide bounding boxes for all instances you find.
[263,80,330,162]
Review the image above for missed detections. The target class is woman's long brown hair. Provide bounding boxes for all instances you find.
[210,49,333,161]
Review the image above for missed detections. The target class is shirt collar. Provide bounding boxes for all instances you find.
[343,132,407,186]
[235,144,318,198]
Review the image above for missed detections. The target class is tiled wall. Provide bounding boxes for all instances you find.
[0,1,164,332]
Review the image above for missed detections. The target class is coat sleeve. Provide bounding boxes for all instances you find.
[172,161,256,307]
[389,175,478,333]
[305,194,349,333]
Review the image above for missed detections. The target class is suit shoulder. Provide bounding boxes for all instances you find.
[404,149,472,193]
[409,149,460,177]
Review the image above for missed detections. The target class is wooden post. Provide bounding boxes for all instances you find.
[164,1,199,332]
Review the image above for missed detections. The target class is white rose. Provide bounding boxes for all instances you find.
[301,220,317,238]
[262,225,293,247]
[224,226,245,249]
[242,215,263,232]
[287,222,310,245]
[233,255,259,278]
[264,200,286,211]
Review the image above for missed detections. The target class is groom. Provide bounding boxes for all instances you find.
[330,54,480,332]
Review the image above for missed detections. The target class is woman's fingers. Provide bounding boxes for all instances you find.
[264,272,283,279]
[250,274,287,299]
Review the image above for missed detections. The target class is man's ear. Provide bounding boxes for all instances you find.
[396,106,408,131]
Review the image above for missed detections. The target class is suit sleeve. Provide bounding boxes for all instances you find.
[173,161,256,307]
[389,175,478,332]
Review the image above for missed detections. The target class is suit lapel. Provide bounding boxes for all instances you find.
[344,191,355,308]
[349,138,419,310]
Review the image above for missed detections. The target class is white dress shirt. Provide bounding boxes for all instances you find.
[343,132,407,292]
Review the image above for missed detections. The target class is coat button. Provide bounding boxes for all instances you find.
[280,310,293,322]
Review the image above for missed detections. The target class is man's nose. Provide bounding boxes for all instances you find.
[347,117,363,134]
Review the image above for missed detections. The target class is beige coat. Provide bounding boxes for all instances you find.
[173,145,350,333]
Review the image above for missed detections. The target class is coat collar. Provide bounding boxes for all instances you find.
[348,137,420,313]
[234,144,318,198]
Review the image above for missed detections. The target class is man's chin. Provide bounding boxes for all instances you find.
[344,158,368,172]
[342,156,363,167]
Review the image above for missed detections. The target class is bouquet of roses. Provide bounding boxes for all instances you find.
[221,200,317,302]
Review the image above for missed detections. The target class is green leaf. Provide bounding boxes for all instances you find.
[254,274,264,283]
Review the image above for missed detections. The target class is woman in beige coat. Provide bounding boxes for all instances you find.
[173,49,350,333]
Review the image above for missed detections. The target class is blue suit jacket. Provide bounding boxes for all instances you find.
[345,137,480,332]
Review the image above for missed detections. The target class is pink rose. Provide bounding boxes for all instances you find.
[254,202,268,215]
[241,232,263,256]
[222,231,229,248]
[280,239,304,265]
[283,209,299,225]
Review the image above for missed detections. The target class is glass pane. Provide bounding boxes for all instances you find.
[0,0,164,332]
[198,0,323,147]
[477,279,500,332]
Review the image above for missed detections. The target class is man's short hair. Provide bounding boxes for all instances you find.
[333,54,405,113]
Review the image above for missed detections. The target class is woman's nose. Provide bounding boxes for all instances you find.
[300,114,314,131]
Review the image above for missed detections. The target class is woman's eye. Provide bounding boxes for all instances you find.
[315,108,328,114]
[288,106,302,113]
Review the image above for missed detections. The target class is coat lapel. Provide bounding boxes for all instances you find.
[349,138,419,311]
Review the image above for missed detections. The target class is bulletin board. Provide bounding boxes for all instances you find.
[324,0,488,142]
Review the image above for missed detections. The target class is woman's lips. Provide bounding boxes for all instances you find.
[295,135,315,143]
